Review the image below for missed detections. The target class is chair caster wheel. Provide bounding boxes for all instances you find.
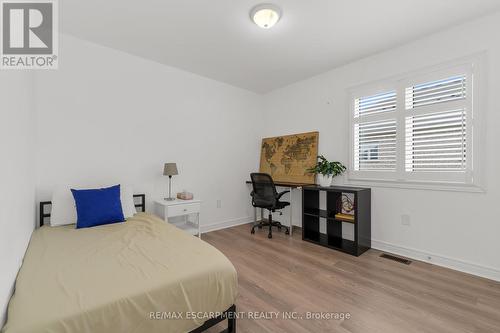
[251,229,255,234]
[268,234,272,239]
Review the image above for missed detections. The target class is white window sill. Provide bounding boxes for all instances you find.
[345,178,485,193]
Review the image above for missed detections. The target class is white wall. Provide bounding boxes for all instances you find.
[34,35,263,231]
[263,12,500,280]
[0,72,36,326]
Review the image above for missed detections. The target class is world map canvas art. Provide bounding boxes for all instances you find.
[259,131,319,184]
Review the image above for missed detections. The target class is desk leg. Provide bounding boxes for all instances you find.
[197,212,201,238]
[289,187,293,236]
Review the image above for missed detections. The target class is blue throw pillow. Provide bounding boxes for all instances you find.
[71,185,125,229]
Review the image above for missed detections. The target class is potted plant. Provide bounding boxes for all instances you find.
[307,155,347,187]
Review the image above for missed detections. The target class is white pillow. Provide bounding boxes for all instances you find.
[120,185,138,218]
[50,184,137,226]
[50,186,77,226]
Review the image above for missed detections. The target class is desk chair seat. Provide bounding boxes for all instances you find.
[249,173,290,239]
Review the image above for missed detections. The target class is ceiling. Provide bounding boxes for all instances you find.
[61,0,500,93]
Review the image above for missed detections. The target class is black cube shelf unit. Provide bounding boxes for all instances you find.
[302,185,371,256]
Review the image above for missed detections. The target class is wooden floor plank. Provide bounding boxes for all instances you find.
[202,224,500,333]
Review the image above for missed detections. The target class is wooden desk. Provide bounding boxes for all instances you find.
[245,181,313,188]
[245,181,315,236]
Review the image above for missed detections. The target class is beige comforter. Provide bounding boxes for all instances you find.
[2,213,237,333]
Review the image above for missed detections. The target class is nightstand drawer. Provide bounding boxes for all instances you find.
[167,203,201,217]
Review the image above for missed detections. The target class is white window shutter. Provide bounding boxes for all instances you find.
[405,109,467,172]
[405,75,466,110]
[354,119,397,171]
[355,91,396,117]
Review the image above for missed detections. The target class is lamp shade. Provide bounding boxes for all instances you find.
[163,163,178,176]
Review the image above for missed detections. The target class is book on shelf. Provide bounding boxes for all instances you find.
[334,213,355,222]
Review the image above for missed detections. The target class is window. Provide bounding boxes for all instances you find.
[349,58,482,189]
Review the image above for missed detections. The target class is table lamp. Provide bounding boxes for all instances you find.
[163,163,178,201]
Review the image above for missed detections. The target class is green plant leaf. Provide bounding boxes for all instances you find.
[307,155,347,177]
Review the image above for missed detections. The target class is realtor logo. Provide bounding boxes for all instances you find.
[1,0,58,69]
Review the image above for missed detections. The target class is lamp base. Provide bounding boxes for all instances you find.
[164,197,176,201]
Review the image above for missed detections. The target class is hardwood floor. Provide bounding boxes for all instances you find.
[202,223,500,333]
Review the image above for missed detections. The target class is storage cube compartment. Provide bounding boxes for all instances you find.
[303,214,319,241]
[326,191,341,218]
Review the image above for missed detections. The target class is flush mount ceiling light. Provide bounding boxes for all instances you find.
[250,4,282,29]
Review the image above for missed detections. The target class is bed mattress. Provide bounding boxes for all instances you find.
[2,213,237,333]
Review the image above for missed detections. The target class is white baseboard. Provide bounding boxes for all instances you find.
[372,239,500,282]
[201,216,253,234]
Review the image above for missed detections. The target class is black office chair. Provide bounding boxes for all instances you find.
[250,173,290,239]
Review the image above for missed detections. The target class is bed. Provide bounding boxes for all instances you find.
[2,195,237,333]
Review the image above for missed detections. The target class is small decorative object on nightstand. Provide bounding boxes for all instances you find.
[163,163,178,201]
[154,199,201,237]
[177,191,194,200]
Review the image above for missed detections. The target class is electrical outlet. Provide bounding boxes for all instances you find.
[216,200,221,208]
[401,214,411,226]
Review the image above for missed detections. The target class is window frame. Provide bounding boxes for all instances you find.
[347,54,485,192]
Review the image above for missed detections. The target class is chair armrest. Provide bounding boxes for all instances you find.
[276,190,290,200]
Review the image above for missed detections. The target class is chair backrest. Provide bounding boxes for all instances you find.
[250,173,277,208]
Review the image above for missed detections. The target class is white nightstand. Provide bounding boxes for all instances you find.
[154,199,202,237]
